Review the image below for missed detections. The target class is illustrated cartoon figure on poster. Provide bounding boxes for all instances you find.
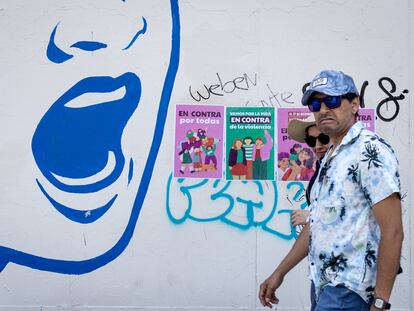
[252,129,273,180]
[201,137,219,172]
[243,136,254,179]
[277,152,290,179]
[228,138,247,180]
[178,130,195,174]
[193,147,203,172]
[282,147,315,181]
[289,143,303,168]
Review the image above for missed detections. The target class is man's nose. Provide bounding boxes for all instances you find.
[319,102,330,114]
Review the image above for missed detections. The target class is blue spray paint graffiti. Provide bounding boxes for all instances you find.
[0,0,181,274]
[166,174,308,240]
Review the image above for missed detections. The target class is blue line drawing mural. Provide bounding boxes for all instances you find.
[166,175,308,241]
[70,41,108,52]
[123,17,148,51]
[0,0,181,274]
[47,23,74,64]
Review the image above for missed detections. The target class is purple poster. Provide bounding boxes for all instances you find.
[174,104,224,179]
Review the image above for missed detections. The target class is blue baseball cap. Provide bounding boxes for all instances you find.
[301,70,359,106]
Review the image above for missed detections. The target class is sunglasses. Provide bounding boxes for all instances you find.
[305,133,330,147]
[307,95,342,112]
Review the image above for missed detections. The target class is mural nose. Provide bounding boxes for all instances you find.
[32,72,141,194]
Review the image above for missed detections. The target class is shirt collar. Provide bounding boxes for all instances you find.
[340,121,364,147]
[324,121,365,161]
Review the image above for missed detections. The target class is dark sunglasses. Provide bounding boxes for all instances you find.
[305,133,330,147]
[307,95,342,112]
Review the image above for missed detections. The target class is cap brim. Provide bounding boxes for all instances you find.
[301,87,349,106]
[288,119,316,143]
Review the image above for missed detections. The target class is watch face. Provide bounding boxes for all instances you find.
[374,299,385,308]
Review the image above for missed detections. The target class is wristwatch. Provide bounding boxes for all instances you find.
[373,297,391,309]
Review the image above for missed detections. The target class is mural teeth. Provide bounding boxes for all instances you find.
[64,86,126,109]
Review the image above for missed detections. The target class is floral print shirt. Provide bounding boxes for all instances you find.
[308,121,400,303]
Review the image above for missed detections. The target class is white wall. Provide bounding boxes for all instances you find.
[0,0,412,310]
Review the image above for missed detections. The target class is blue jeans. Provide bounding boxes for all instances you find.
[314,285,370,311]
[310,281,316,311]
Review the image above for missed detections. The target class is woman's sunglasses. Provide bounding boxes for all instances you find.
[307,95,342,112]
[305,133,330,147]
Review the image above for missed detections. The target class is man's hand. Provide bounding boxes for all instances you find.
[292,209,309,226]
[259,272,284,308]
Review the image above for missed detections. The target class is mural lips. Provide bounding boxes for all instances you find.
[32,72,141,194]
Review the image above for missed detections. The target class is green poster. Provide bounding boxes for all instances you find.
[226,107,275,181]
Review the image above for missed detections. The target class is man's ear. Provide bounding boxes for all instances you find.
[351,97,360,115]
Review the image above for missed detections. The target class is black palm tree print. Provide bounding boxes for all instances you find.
[376,136,393,152]
[362,143,382,169]
[328,182,335,195]
[362,242,377,281]
[366,285,375,303]
[319,251,348,284]
[347,164,359,184]
[362,186,373,206]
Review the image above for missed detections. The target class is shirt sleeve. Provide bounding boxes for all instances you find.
[359,137,400,207]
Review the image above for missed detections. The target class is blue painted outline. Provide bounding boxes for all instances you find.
[47,23,74,63]
[70,41,108,52]
[0,0,180,274]
[123,17,147,50]
[36,179,118,224]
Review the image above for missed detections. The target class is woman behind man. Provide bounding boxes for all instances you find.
[287,116,330,311]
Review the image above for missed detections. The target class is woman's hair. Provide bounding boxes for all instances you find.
[301,147,315,169]
[232,138,243,148]
[243,136,253,143]
[278,152,290,161]
[290,143,302,154]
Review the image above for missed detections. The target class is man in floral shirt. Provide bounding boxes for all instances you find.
[259,70,403,311]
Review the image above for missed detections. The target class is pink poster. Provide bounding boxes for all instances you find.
[174,104,224,179]
[357,108,376,132]
[277,107,376,181]
[277,108,315,181]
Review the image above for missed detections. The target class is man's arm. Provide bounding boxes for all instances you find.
[259,223,309,308]
[371,193,403,310]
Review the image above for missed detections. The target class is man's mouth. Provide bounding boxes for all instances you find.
[319,117,335,125]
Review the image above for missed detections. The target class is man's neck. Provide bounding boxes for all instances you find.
[330,121,356,150]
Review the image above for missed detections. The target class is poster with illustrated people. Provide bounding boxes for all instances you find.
[277,107,376,181]
[225,107,275,181]
[174,104,224,179]
[277,108,316,181]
